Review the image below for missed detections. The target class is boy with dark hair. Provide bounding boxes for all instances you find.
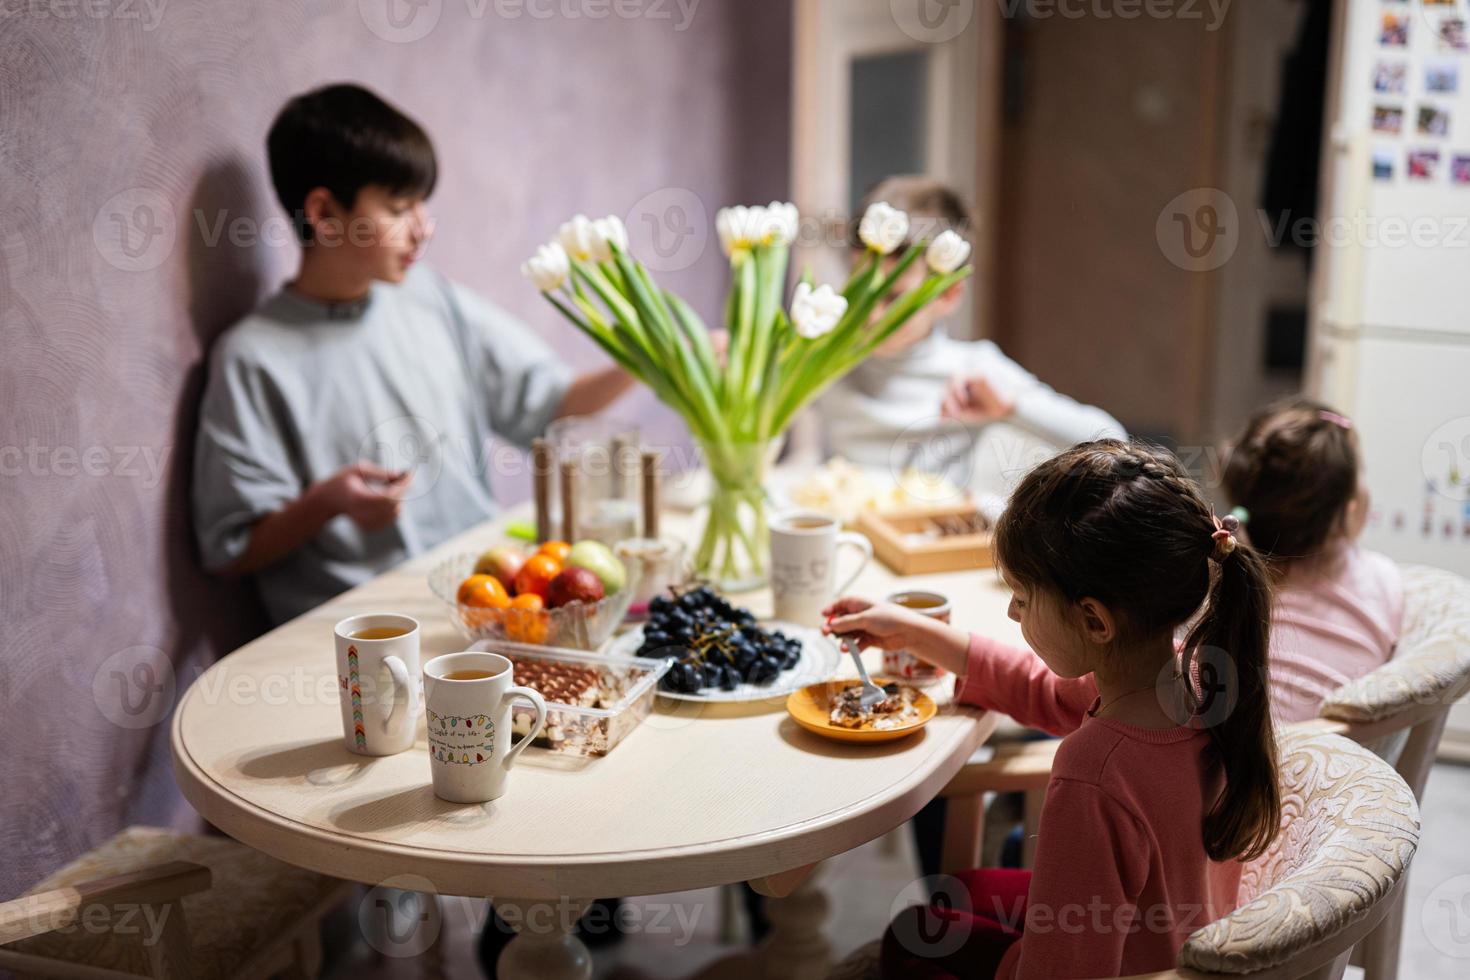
[194,83,632,623]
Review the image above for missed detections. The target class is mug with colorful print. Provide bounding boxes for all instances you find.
[334,613,421,756]
[422,652,547,803]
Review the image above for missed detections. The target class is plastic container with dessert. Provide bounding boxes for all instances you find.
[428,552,634,650]
[468,639,670,757]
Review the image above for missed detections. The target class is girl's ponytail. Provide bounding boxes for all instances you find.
[997,440,1282,864]
[1183,541,1280,863]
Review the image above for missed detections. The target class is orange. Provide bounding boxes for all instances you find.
[537,540,571,563]
[510,592,545,612]
[457,574,510,608]
[513,554,561,599]
[506,593,549,644]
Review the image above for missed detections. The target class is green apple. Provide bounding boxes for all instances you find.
[566,540,626,594]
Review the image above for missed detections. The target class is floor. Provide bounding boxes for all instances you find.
[323,762,1470,979]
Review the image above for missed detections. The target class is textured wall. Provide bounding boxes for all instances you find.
[0,0,790,900]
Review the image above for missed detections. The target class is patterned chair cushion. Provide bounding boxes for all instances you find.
[1179,730,1420,974]
[1320,565,1470,725]
[3,826,344,979]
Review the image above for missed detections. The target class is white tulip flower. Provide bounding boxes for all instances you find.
[591,215,629,261]
[858,201,909,255]
[790,281,847,339]
[763,201,800,246]
[925,229,971,274]
[521,241,570,292]
[716,205,768,256]
[556,214,600,262]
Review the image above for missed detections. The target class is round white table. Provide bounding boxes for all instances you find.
[171,509,1019,979]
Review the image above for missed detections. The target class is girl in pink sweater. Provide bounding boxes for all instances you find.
[824,441,1281,979]
[1222,398,1404,724]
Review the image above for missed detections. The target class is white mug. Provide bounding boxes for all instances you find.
[334,614,420,756]
[769,511,873,627]
[423,652,548,804]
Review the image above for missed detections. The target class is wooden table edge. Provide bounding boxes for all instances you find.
[171,693,998,899]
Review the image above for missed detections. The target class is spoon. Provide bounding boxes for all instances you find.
[836,633,889,709]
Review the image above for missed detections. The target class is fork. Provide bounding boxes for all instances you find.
[836,634,889,709]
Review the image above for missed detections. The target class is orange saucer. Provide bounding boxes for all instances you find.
[786,679,937,743]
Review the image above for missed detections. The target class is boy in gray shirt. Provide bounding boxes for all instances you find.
[194,85,632,623]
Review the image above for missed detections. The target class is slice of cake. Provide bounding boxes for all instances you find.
[829,683,920,730]
[504,655,637,755]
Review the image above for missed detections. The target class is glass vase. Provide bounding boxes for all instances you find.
[691,438,777,592]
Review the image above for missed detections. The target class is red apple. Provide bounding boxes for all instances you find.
[474,546,525,591]
[545,566,605,608]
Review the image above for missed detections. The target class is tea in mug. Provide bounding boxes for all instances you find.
[892,592,947,610]
[782,516,834,530]
[442,669,496,681]
[882,590,951,683]
[350,626,413,640]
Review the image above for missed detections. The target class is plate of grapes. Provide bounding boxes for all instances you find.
[607,586,841,702]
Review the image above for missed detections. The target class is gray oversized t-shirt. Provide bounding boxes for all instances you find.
[193,266,571,624]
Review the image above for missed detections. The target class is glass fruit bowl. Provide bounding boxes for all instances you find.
[428,552,634,650]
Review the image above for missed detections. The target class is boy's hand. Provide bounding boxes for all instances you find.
[821,597,935,653]
[941,375,1015,425]
[318,461,411,530]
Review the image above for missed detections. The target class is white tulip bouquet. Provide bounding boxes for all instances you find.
[523,201,972,587]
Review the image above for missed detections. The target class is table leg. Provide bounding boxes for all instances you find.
[756,874,832,979]
[494,897,593,980]
[693,865,833,980]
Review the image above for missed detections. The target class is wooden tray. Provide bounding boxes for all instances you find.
[856,503,994,576]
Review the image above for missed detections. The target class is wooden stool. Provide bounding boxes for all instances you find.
[0,826,350,979]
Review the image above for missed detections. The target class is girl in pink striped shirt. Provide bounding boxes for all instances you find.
[825,441,1281,979]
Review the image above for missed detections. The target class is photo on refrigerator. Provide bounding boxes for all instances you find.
[1373,147,1396,181]
[1418,104,1452,137]
[1426,60,1460,94]
[1409,148,1442,179]
[1373,104,1406,134]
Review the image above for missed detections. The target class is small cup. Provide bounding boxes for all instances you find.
[882,590,952,683]
[615,536,688,620]
[423,652,548,804]
[334,614,421,756]
[769,511,873,627]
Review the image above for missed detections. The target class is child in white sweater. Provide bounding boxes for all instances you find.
[803,177,1124,514]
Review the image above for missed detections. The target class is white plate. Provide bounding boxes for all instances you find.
[604,621,843,703]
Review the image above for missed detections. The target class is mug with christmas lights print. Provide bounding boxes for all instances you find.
[423,652,546,803]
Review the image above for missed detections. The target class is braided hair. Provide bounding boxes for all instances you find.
[1222,396,1360,564]
[995,439,1280,862]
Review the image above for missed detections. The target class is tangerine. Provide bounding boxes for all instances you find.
[513,553,562,599]
[506,592,550,644]
[457,574,510,608]
[537,540,572,563]
[457,573,510,630]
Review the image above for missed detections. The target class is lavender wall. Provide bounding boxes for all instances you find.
[0,0,790,900]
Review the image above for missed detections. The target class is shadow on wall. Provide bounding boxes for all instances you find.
[170,157,277,657]
[128,159,277,829]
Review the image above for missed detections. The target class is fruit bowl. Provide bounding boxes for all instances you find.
[428,552,633,650]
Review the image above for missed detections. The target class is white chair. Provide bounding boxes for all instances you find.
[1306,564,1470,980]
[0,826,350,979]
[828,729,1420,980]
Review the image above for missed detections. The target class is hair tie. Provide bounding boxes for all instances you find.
[1229,505,1250,526]
[1210,511,1239,562]
[1318,409,1352,430]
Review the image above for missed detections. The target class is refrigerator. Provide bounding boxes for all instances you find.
[1311,0,1470,579]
